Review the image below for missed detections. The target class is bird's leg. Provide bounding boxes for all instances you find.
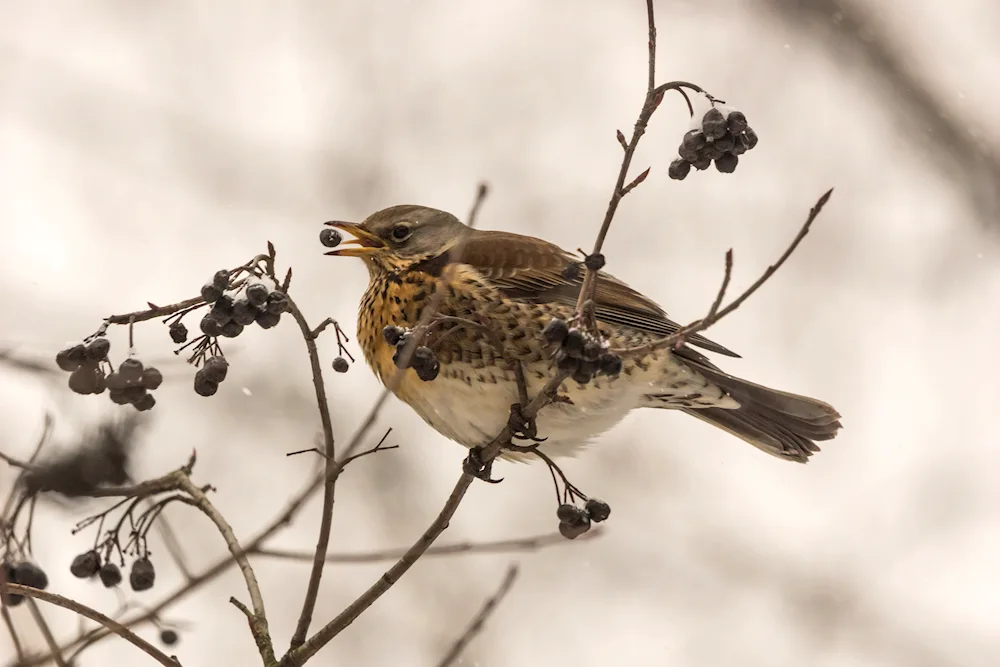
[507,402,544,442]
[463,446,503,484]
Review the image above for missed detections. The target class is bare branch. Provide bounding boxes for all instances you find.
[1,604,26,663]
[25,598,69,667]
[435,564,520,667]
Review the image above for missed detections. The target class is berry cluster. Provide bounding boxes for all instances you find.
[556,498,611,539]
[1,559,48,606]
[56,338,162,411]
[198,270,289,338]
[70,550,123,588]
[669,107,759,179]
[543,318,623,385]
[383,325,440,381]
[194,356,229,397]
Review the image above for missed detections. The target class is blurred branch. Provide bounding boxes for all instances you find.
[436,564,519,667]
[761,0,1000,226]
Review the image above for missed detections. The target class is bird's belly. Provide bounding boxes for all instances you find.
[397,361,652,459]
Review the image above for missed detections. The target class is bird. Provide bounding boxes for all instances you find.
[325,205,841,463]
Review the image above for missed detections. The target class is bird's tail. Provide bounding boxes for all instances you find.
[648,353,842,462]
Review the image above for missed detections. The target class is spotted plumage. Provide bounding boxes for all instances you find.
[327,205,842,462]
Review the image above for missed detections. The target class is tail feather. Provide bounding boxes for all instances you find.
[652,348,843,463]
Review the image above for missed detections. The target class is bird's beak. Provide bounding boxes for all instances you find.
[323,221,384,257]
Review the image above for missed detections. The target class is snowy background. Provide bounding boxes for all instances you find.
[1,1,998,665]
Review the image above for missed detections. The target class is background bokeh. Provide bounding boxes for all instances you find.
[2,1,998,665]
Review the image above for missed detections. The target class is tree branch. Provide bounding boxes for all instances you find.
[435,564,519,667]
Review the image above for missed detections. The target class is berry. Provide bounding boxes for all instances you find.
[14,562,48,590]
[561,262,582,281]
[200,283,223,303]
[109,389,132,405]
[134,393,156,412]
[68,364,100,395]
[731,134,749,156]
[598,352,623,377]
[584,253,605,272]
[245,283,269,307]
[320,228,343,248]
[556,353,579,373]
[3,594,23,607]
[93,370,107,395]
[56,344,87,372]
[107,371,128,390]
[726,110,748,134]
[212,269,230,292]
[382,325,404,346]
[255,311,281,329]
[585,498,611,522]
[703,142,724,161]
[415,358,440,382]
[84,337,111,361]
[160,629,179,646]
[118,358,144,383]
[70,551,101,579]
[744,127,758,150]
[563,329,585,358]
[202,356,228,383]
[332,356,350,373]
[200,314,223,337]
[691,155,712,171]
[265,291,289,314]
[582,339,602,362]
[572,361,596,385]
[556,503,582,522]
[701,108,727,140]
[193,372,218,397]
[210,294,234,321]
[1,561,21,606]
[120,386,147,405]
[715,154,739,174]
[129,558,155,592]
[231,298,257,326]
[99,562,122,588]
[559,519,591,540]
[668,158,691,181]
[220,321,244,338]
[681,129,707,153]
[714,132,736,153]
[169,321,189,344]
[543,318,569,345]
[141,367,163,390]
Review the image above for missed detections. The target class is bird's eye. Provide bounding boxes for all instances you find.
[390,224,411,241]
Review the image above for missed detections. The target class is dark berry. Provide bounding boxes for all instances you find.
[14,562,48,590]
[584,253,605,272]
[572,361,596,385]
[160,629,179,646]
[118,358,144,383]
[703,142,724,161]
[556,503,582,522]
[70,551,101,579]
[255,311,281,329]
[559,519,591,540]
[56,344,86,372]
[93,369,107,395]
[585,498,611,522]
[212,269,231,292]
[210,294,234,321]
[107,371,128,391]
[201,283,223,303]
[109,389,132,405]
[68,364,100,395]
[668,158,691,181]
[598,352,623,377]
[556,353,579,373]
[3,594,23,606]
[200,313,223,337]
[120,386,147,405]
[99,562,122,588]
[231,299,257,326]
[411,346,437,372]
[265,291,289,314]
[319,228,343,248]
[561,262,582,281]
[202,356,228,383]
[193,372,219,397]
[715,153,739,173]
[744,127,758,150]
[701,108,727,140]
[141,367,163,390]
[220,321,244,338]
[415,358,440,382]
[681,129,707,152]
[543,318,569,345]
[726,110,748,134]
[245,283,269,307]
[133,393,156,412]
[332,357,349,373]
[691,155,712,171]
[382,325,404,346]
[563,329,585,358]
[84,337,110,361]
[714,132,735,153]
[731,134,749,156]
[582,339,602,362]
[169,321,189,344]
[129,558,155,592]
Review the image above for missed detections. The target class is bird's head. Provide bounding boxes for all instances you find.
[324,205,465,277]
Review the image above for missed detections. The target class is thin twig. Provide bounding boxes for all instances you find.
[7,584,180,667]
[1,604,26,663]
[25,598,69,667]
[613,189,833,358]
[435,564,520,667]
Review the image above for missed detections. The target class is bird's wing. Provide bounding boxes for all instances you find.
[458,230,740,358]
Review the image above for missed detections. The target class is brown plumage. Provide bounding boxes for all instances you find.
[326,205,842,462]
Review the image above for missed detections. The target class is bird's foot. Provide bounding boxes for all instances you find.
[507,403,546,443]
[463,446,503,484]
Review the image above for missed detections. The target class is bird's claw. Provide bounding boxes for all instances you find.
[464,446,503,484]
[508,403,542,441]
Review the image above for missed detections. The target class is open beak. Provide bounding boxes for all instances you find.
[323,221,384,257]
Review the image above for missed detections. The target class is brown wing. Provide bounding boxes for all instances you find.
[459,230,740,358]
